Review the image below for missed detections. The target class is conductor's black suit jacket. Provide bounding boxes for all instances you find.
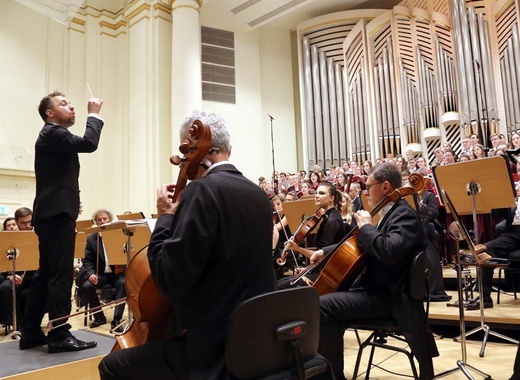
[32,117,103,226]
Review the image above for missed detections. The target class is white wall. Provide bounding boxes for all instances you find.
[0,0,300,220]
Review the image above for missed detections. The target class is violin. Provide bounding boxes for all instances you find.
[276,208,325,266]
[112,119,212,351]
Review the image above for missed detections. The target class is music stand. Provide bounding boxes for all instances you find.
[0,231,39,341]
[433,157,515,379]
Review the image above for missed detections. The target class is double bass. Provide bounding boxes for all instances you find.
[112,120,212,351]
[293,173,425,295]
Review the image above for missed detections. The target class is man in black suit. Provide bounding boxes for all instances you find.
[472,204,520,310]
[312,163,438,380]
[99,110,276,380]
[78,209,126,330]
[0,207,37,327]
[20,91,104,353]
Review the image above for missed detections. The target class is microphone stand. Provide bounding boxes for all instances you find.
[268,114,277,191]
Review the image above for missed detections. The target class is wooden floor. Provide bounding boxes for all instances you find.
[1,284,519,379]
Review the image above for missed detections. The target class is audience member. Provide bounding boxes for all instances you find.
[3,217,18,231]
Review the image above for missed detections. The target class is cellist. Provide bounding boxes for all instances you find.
[99,110,276,380]
[311,163,438,380]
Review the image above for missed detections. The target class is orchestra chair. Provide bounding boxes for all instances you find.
[349,250,430,380]
[496,250,520,304]
[226,287,335,380]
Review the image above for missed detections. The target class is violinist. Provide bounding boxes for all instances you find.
[272,195,294,277]
[278,182,344,289]
[313,163,437,380]
[99,110,276,380]
[77,209,126,331]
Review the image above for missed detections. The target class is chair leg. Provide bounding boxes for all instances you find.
[365,344,377,379]
[351,332,376,380]
[497,268,503,304]
[513,271,518,300]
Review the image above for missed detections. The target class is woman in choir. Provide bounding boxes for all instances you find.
[396,155,407,172]
[362,160,373,176]
[300,181,314,197]
[336,172,349,192]
[511,132,520,150]
[459,153,471,162]
[416,156,431,174]
[471,144,486,159]
[309,171,322,191]
[339,192,355,234]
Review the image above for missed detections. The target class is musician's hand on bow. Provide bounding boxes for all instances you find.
[8,274,22,286]
[354,210,373,229]
[157,184,180,217]
[310,249,324,265]
[88,274,98,286]
[284,239,299,253]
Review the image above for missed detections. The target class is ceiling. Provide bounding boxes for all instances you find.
[13,0,401,31]
[203,0,402,32]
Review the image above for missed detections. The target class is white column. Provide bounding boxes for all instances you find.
[170,0,202,129]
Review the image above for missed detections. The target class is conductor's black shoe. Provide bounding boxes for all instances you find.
[89,317,107,328]
[48,336,97,353]
[19,330,47,350]
[465,297,493,310]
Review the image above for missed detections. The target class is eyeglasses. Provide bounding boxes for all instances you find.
[365,181,384,191]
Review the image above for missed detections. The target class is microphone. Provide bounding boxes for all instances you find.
[268,114,274,121]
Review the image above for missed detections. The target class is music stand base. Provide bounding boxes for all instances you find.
[454,324,519,357]
[1,329,21,342]
[434,360,491,380]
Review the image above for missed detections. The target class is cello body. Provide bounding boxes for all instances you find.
[312,234,365,296]
[112,250,173,351]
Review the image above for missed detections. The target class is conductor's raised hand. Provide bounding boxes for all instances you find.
[87,97,104,115]
[157,184,180,217]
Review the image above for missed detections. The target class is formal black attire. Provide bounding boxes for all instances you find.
[22,116,104,342]
[99,163,277,380]
[482,205,520,300]
[420,190,451,301]
[0,270,35,326]
[352,195,363,212]
[318,199,438,380]
[78,233,126,322]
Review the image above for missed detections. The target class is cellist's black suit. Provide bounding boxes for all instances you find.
[318,198,438,380]
[99,163,277,379]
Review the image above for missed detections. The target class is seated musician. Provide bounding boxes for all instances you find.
[311,163,438,380]
[278,182,345,288]
[98,110,276,379]
[0,207,37,327]
[472,193,520,310]
[78,209,126,331]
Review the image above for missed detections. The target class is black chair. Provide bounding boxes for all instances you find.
[497,251,520,304]
[226,287,335,380]
[349,251,430,380]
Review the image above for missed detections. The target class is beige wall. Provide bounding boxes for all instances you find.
[0,0,299,220]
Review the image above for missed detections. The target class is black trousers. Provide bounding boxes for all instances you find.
[0,278,31,326]
[481,226,520,299]
[82,272,126,320]
[99,335,189,379]
[21,214,76,341]
[318,289,392,380]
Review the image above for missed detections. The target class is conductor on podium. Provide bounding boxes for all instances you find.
[20,91,104,353]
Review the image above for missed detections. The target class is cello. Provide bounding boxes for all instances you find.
[296,173,425,295]
[112,119,212,351]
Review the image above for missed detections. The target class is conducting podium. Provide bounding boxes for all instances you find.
[0,231,39,341]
